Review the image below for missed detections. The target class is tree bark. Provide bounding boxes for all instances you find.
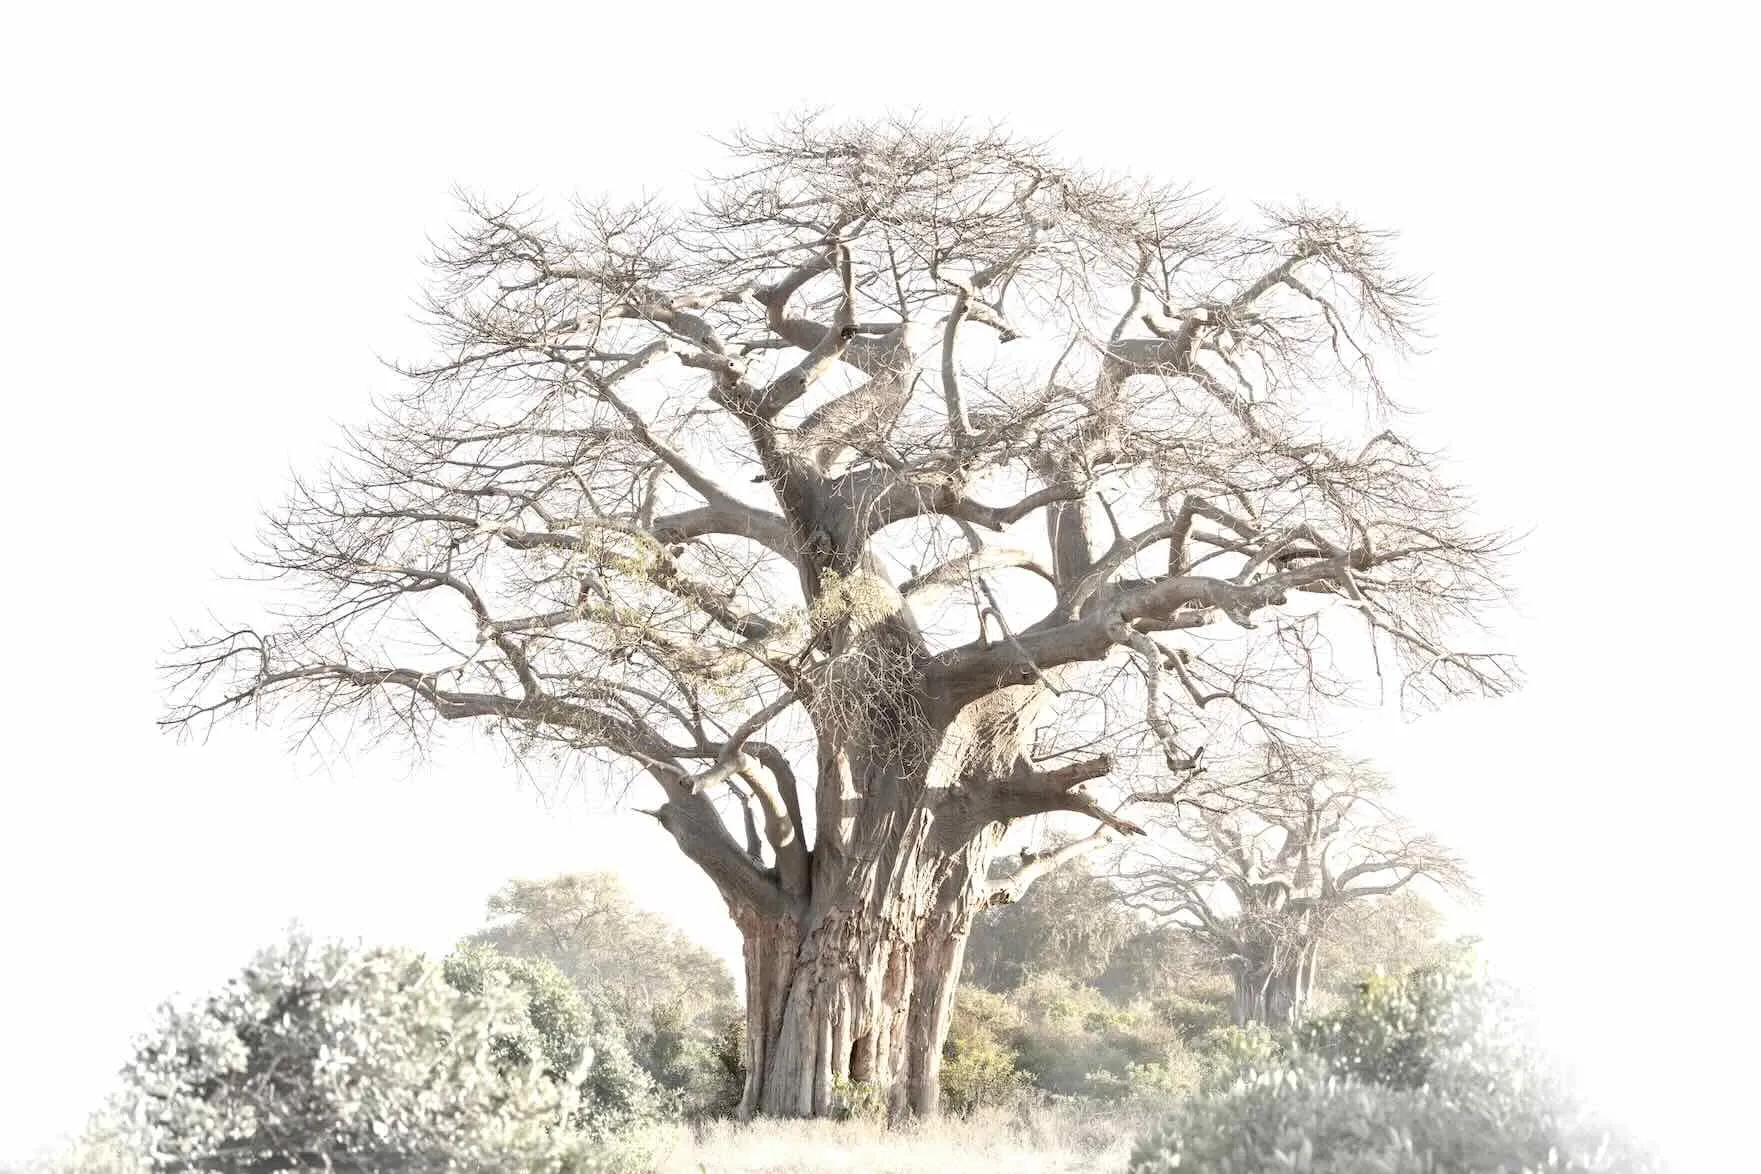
[1230,939,1319,1028]
[727,733,1006,1120]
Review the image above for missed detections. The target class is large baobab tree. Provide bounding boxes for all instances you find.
[163,115,1513,1118]
[1117,751,1470,1027]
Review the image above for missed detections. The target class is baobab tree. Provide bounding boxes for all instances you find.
[163,114,1513,1118]
[1116,751,1470,1027]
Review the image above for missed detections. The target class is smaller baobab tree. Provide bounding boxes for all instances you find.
[1116,750,1469,1028]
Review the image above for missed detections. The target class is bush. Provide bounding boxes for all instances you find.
[1193,1021,1286,1093]
[1082,1056,1203,1104]
[1005,976,1194,1101]
[706,1013,748,1116]
[634,1000,746,1119]
[469,873,736,1038]
[110,933,626,1173]
[941,980,1208,1110]
[1295,958,1548,1099]
[465,872,741,1111]
[442,941,675,1136]
[1147,990,1232,1040]
[829,1076,888,1122]
[941,988,1029,1114]
[1129,1062,1659,1173]
[1130,965,1664,1174]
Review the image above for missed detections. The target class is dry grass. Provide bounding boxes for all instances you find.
[8,1101,1166,1174]
[642,1100,1163,1173]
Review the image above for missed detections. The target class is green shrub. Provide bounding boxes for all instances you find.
[1128,1062,1660,1173]
[1148,990,1232,1039]
[464,872,740,1106]
[634,1001,745,1119]
[1007,976,1190,1100]
[706,1013,747,1116]
[1081,1055,1203,1104]
[1296,962,1478,1090]
[953,985,1026,1036]
[442,942,675,1137]
[1194,1021,1287,1093]
[111,933,626,1173]
[468,873,737,1035]
[942,987,1029,1113]
[1130,966,1663,1174]
[941,1034,1029,1114]
[829,1076,887,1122]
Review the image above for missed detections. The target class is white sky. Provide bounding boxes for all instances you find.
[1,1,1752,1167]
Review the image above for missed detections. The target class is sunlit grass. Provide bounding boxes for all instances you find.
[646,1099,1168,1173]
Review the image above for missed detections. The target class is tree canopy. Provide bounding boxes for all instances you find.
[465,872,735,1029]
[964,853,1141,992]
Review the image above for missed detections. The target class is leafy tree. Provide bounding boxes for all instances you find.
[440,942,672,1136]
[164,114,1514,1117]
[109,933,611,1173]
[1311,887,1463,1005]
[466,873,735,1031]
[1119,750,1469,1026]
[1093,922,1233,1011]
[964,852,1139,992]
[462,872,739,1112]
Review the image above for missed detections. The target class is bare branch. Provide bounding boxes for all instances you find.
[985,829,1117,908]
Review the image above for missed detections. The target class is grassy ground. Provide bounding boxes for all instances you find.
[643,1100,1163,1174]
[11,1100,1168,1174]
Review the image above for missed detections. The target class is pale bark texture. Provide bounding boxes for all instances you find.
[1230,942,1317,1029]
[1119,749,1471,1028]
[163,115,1513,1117]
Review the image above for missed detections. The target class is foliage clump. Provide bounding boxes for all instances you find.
[1128,963,1664,1173]
[464,872,741,1118]
[105,933,639,1173]
[440,942,674,1137]
[941,978,1205,1109]
[1191,1021,1286,1094]
[940,988,1031,1114]
[965,857,1143,993]
[638,999,746,1120]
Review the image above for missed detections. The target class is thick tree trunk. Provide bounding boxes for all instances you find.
[1230,941,1318,1028]
[734,899,976,1119]
[705,588,1049,1120]
[727,725,1008,1120]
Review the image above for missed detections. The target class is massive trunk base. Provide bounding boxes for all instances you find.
[734,904,973,1120]
[1231,945,1319,1028]
[716,666,1038,1119]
